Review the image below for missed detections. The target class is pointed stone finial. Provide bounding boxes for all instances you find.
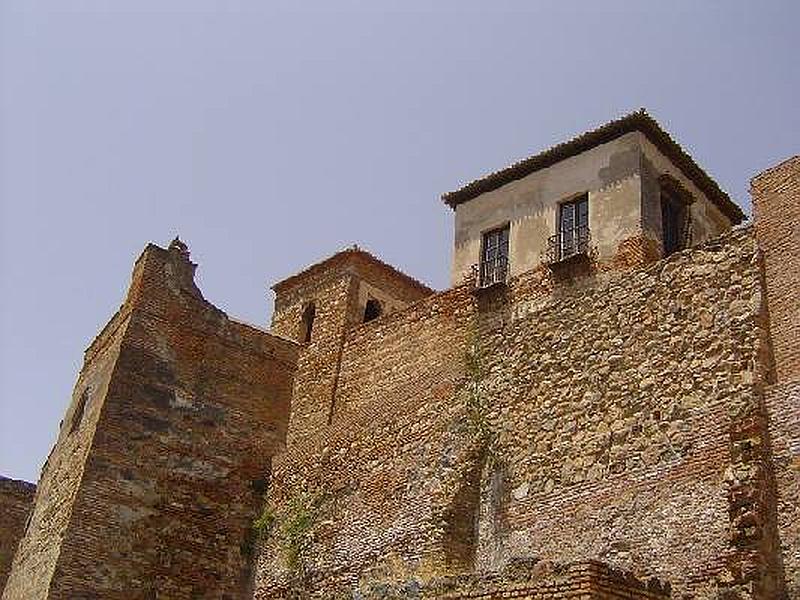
[168,236,190,260]
[164,236,200,295]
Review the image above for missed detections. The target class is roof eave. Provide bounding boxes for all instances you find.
[441,110,745,224]
[270,248,435,296]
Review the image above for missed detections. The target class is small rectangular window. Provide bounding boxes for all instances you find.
[661,190,687,256]
[556,194,589,260]
[300,303,315,344]
[480,225,509,287]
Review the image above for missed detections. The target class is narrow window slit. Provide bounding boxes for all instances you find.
[300,303,316,344]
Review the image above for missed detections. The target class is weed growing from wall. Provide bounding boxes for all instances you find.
[463,323,497,459]
[253,490,325,580]
[252,505,277,537]
[281,492,321,574]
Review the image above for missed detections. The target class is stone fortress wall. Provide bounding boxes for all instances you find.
[254,223,786,599]
[0,124,796,599]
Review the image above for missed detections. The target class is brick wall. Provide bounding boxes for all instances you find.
[254,226,784,599]
[256,283,474,595]
[0,478,35,594]
[763,381,800,599]
[3,241,298,600]
[273,269,357,446]
[269,248,436,467]
[752,156,800,599]
[752,156,800,382]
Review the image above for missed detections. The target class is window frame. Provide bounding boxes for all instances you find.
[479,223,510,287]
[555,193,590,261]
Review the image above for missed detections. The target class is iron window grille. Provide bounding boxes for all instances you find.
[478,225,510,288]
[546,225,592,263]
[478,254,509,288]
[547,194,590,263]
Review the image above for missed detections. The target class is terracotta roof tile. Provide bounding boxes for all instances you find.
[271,245,435,295]
[441,109,745,223]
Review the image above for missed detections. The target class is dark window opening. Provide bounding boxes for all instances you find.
[661,190,687,256]
[70,389,90,434]
[300,303,316,344]
[479,225,509,287]
[555,194,589,260]
[363,299,382,322]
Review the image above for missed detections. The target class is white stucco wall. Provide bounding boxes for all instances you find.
[450,133,643,285]
[449,132,737,286]
[638,134,734,246]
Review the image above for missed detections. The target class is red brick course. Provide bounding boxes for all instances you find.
[763,381,800,598]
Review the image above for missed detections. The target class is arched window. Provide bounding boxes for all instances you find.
[363,299,382,323]
[300,303,316,344]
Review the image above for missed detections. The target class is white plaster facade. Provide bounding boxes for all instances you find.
[449,131,735,286]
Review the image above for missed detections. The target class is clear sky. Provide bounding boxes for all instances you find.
[1,1,797,483]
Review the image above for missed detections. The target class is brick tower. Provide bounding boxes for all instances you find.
[2,240,298,600]
[270,246,434,440]
[752,156,800,597]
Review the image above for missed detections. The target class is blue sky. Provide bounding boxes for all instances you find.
[1,1,798,482]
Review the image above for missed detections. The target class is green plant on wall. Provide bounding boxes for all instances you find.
[463,322,497,457]
[252,504,277,537]
[281,491,321,574]
[252,489,325,579]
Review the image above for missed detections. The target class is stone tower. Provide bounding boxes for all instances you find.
[2,240,298,600]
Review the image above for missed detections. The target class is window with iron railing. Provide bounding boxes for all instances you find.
[547,194,591,263]
[479,225,509,287]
